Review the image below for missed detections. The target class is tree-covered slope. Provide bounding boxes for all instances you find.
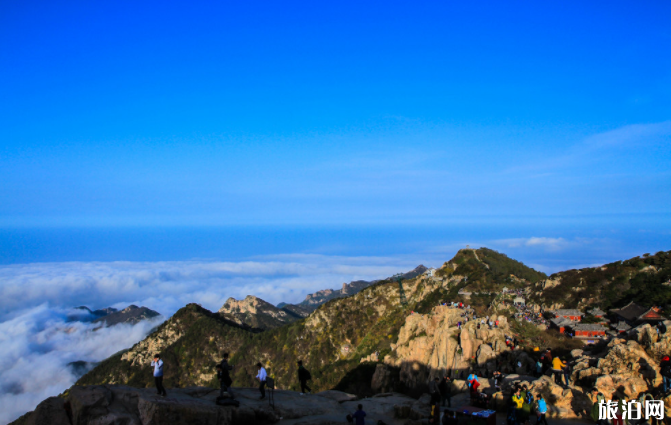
[75,248,549,395]
[529,250,671,310]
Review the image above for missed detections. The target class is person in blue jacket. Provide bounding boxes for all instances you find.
[352,404,366,425]
[150,354,167,396]
[535,394,548,425]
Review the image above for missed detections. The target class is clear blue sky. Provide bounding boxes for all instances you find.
[1,1,670,232]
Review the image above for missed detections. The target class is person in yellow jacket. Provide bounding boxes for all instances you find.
[552,357,566,386]
[511,387,524,425]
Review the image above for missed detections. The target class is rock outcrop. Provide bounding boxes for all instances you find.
[92,305,161,326]
[293,265,428,312]
[384,306,512,390]
[219,295,305,329]
[11,386,422,425]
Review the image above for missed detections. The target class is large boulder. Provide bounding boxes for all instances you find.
[371,364,394,393]
[476,344,495,366]
[20,397,71,425]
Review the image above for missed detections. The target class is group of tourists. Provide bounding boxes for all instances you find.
[428,374,454,407]
[508,384,548,425]
[537,349,571,387]
[148,352,314,401]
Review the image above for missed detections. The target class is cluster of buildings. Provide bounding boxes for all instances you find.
[549,302,666,343]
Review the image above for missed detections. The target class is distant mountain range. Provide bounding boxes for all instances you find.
[278,264,429,312]
[70,305,160,326]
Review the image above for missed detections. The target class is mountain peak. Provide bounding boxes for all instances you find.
[219,295,305,330]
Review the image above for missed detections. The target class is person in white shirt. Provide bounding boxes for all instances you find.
[150,354,167,396]
[256,362,267,400]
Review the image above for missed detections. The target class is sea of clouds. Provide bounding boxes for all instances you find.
[0,255,416,424]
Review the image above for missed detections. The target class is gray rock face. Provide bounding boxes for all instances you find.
[14,386,421,425]
[21,397,70,425]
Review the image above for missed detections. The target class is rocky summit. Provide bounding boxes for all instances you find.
[219,295,308,330]
[17,248,671,424]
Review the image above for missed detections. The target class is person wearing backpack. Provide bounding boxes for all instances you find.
[217,352,235,399]
[297,360,312,395]
[520,385,532,424]
[660,355,671,393]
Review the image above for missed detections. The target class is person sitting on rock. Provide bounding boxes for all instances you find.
[297,360,312,395]
[442,410,458,425]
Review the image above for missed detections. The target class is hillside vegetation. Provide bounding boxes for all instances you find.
[529,250,671,310]
[75,248,559,395]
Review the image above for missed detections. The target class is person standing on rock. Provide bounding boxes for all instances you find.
[467,372,480,389]
[297,360,312,395]
[439,375,451,407]
[352,403,367,425]
[535,394,548,425]
[589,388,606,425]
[551,356,566,386]
[660,355,671,393]
[151,354,167,397]
[511,387,524,425]
[256,362,267,400]
[429,377,442,405]
[218,353,235,399]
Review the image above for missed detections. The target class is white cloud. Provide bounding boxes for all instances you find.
[493,237,571,252]
[0,255,420,422]
[0,256,416,321]
[0,304,164,424]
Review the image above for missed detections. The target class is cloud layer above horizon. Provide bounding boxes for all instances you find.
[0,255,418,320]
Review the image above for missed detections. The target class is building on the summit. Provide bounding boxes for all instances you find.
[514,297,525,306]
[588,307,606,318]
[570,323,607,341]
[550,317,574,333]
[611,321,632,334]
[553,309,583,322]
[609,302,666,326]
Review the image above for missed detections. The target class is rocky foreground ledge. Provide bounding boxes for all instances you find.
[11,385,447,425]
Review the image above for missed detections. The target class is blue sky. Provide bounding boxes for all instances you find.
[0,1,670,263]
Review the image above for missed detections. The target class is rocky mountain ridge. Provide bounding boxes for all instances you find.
[218,295,308,329]
[69,304,160,326]
[75,249,540,394]
[281,265,429,312]
[20,247,671,425]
